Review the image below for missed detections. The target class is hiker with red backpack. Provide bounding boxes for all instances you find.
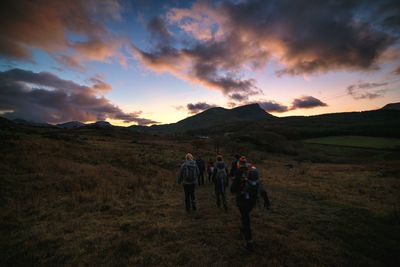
[230,156,271,251]
[211,155,229,210]
[178,153,200,212]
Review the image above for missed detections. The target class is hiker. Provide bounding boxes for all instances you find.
[229,154,241,179]
[207,158,214,183]
[178,153,200,212]
[230,156,271,251]
[211,155,229,210]
[196,156,206,186]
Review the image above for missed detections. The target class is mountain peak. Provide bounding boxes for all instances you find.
[57,121,85,129]
[232,103,261,110]
[382,102,400,110]
[231,103,274,119]
[140,103,275,133]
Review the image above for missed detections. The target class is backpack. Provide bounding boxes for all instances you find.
[216,166,227,184]
[241,168,260,200]
[243,179,260,200]
[183,164,197,184]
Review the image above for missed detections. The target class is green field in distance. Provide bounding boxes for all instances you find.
[303,135,400,150]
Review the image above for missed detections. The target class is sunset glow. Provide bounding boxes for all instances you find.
[1,0,399,125]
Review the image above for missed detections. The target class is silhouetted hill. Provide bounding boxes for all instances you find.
[2,102,399,139]
[84,121,113,129]
[196,109,400,139]
[382,102,400,110]
[12,118,53,127]
[57,121,85,129]
[131,103,275,133]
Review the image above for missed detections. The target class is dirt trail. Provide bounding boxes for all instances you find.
[132,179,276,266]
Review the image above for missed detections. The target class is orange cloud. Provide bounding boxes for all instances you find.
[133,0,398,101]
[0,0,126,69]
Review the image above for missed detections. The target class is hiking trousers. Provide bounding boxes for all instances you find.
[198,172,205,185]
[237,199,256,241]
[183,184,196,211]
[207,171,212,183]
[215,184,227,209]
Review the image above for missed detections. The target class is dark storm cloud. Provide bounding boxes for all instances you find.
[131,34,262,102]
[222,0,396,76]
[133,0,399,100]
[0,68,157,125]
[291,96,328,109]
[346,81,388,99]
[187,102,217,114]
[258,101,289,113]
[0,0,125,68]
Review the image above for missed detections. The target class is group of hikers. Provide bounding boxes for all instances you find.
[177,153,271,251]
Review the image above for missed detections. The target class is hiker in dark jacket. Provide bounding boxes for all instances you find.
[230,156,270,251]
[207,158,214,183]
[211,155,229,210]
[178,153,200,212]
[196,156,206,186]
[229,154,241,179]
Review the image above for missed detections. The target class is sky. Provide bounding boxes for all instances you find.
[0,0,399,126]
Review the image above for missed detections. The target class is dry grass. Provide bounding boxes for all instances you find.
[0,127,399,266]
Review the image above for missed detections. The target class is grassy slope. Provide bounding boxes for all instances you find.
[1,126,399,266]
[304,136,400,150]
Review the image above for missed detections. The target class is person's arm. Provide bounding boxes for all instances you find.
[229,162,235,177]
[211,167,217,184]
[195,166,200,185]
[225,164,229,187]
[259,182,271,208]
[230,176,240,194]
[177,165,184,184]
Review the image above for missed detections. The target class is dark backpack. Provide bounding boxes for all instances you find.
[241,168,260,200]
[216,166,227,184]
[183,164,197,183]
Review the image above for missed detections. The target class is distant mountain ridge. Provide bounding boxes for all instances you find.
[382,102,400,110]
[57,121,85,129]
[1,102,399,137]
[131,103,275,133]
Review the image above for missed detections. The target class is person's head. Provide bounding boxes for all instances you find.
[216,155,223,162]
[185,153,193,161]
[234,154,240,160]
[238,156,247,168]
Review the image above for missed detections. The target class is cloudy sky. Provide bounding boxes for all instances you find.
[0,0,399,125]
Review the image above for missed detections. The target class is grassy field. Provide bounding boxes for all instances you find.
[1,126,399,266]
[303,135,400,150]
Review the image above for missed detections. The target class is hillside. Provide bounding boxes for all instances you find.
[2,102,400,139]
[57,121,85,129]
[131,103,275,133]
[180,109,400,140]
[128,103,400,138]
[382,102,400,110]
[1,123,399,266]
